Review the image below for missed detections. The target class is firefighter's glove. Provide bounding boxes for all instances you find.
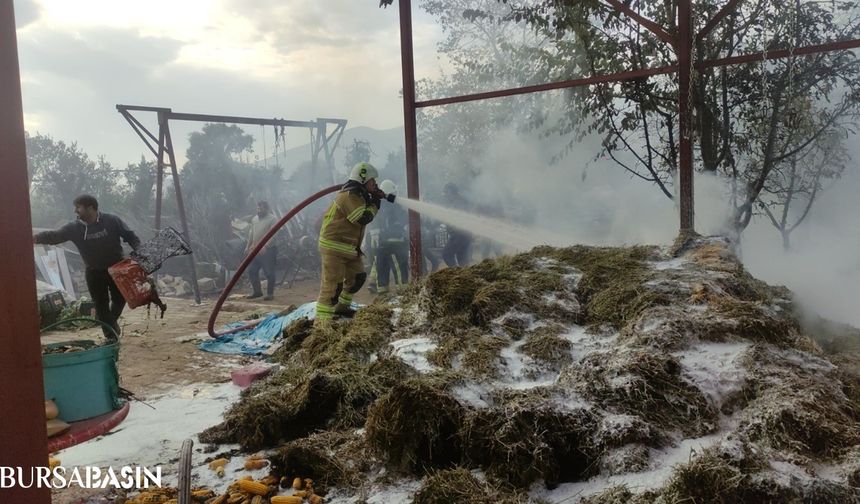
[363,189,381,209]
[370,189,386,208]
[371,188,395,204]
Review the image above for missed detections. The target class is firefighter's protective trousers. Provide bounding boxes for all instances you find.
[315,184,378,322]
[316,251,366,320]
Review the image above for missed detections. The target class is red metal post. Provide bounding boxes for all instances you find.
[0,1,52,501]
[164,121,202,304]
[311,123,322,188]
[678,0,695,231]
[399,0,424,279]
[318,119,336,185]
[155,111,166,230]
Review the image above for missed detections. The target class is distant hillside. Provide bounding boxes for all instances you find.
[263,125,405,177]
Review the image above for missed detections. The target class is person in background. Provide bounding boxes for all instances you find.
[363,223,380,293]
[33,194,140,339]
[419,218,444,273]
[373,180,409,293]
[315,162,394,326]
[441,183,473,267]
[474,203,505,260]
[245,200,278,300]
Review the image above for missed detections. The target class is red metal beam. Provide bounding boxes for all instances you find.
[698,37,860,69]
[319,119,348,184]
[117,104,170,113]
[311,121,325,187]
[317,117,349,125]
[119,110,159,158]
[118,106,349,291]
[399,0,424,279]
[0,1,52,501]
[122,110,160,145]
[392,1,860,239]
[163,118,202,304]
[416,64,678,108]
[155,113,167,230]
[603,0,676,48]
[116,105,320,128]
[168,112,316,129]
[696,0,744,43]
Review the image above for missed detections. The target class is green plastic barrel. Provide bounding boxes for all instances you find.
[42,340,121,422]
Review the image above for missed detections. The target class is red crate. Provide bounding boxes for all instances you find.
[108,259,157,309]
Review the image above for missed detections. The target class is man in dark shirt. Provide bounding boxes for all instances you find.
[34,195,141,339]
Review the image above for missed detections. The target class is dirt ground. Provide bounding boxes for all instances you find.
[43,278,374,400]
[45,277,375,504]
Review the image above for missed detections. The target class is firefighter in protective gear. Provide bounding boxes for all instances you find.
[442,183,472,267]
[315,162,388,325]
[373,180,409,293]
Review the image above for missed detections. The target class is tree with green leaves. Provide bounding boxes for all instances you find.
[497,0,860,238]
[343,139,374,170]
[26,132,123,226]
[382,0,860,242]
[182,123,255,209]
[125,156,156,222]
[179,123,256,261]
[758,123,850,249]
[415,0,549,187]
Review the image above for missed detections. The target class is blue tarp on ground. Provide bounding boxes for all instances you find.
[198,301,360,355]
[198,302,317,355]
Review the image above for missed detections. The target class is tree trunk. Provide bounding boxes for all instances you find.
[732,86,784,238]
[695,43,719,173]
[782,231,791,251]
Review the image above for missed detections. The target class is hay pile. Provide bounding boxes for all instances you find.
[412,468,528,504]
[200,303,413,450]
[199,236,860,502]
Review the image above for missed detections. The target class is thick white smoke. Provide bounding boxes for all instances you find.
[430,124,860,327]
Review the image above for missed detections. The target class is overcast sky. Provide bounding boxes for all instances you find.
[12,0,445,166]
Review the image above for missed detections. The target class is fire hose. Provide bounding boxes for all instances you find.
[207,184,341,338]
